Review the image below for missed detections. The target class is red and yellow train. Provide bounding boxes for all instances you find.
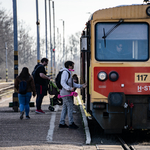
[80,3,150,133]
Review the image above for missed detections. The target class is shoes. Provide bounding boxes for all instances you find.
[26,116,30,119]
[20,111,24,120]
[73,110,76,114]
[35,109,45,114]
[69,122,79,129]
[59,124,69,128]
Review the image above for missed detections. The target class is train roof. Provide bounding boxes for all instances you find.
[88,4,149,21]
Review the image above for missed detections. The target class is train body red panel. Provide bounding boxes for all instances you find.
[94,67,150,96]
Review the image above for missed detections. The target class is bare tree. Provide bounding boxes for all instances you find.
[67,32,81,60]
[56,31,81,75]
[0,7,37,78]
[0,8,14,78]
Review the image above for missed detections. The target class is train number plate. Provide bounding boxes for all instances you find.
[135,73,150,83]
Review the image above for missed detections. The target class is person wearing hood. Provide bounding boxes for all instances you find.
[59,60,87,129]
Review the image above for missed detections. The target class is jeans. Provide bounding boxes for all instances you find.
[59,96,73,125]
[18,92,32,116]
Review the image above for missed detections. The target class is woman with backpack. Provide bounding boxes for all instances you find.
[15,67,36,120]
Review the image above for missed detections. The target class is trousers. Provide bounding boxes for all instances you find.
[35,84,47,110]
[59,96,73,125]
[18,92,32,116]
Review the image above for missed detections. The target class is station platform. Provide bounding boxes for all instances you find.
[0,94,95,150]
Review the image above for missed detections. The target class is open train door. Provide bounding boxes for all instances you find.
[80,22,91,113]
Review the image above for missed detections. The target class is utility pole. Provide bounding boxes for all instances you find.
[5,42,8,82]
[45,0,48,73]
[60,19,65,65]
[62,20,65,65]
[59,34,62,68]
[56,27,59,73]
[49,0,53,77]
[36,0,40,63]
[52,1,55,77]
[12,0,19,112]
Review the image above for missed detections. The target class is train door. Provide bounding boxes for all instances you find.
[80,22,91,113]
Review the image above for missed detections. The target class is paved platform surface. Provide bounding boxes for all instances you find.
[0,94,96,150]
[1,93,150,150]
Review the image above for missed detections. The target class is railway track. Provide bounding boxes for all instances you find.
[88,117,150,149]
[0,85,14,98]
[94,133,150,150]
[117,136,135,150]
[94,135,135,150]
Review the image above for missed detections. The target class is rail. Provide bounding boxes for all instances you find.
[0,85,14,97]
[117,136,136,150]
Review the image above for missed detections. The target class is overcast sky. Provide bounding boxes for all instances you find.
[0,0,144,42]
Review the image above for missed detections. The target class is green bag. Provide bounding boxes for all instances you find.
[48,81,59,95]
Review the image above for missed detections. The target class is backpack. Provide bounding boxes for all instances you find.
[32,64,42,83]
[19,80,27,94]
[55,70,70,89]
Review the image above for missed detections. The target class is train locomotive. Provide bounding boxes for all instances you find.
[80,2,150,133]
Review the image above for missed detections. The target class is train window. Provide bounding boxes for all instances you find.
[95,22,149,61]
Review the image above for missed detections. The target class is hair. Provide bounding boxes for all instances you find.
[18,67,30,80]
[72,74,78,78]
[72,74,79,83]
[41,58,48,63]
[64,61,74,68]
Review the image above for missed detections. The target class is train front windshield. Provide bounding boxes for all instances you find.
[95,22,149,61]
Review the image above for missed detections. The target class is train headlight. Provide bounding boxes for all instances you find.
[146,6,150,16]
[98,71,107,81]
[109,71,119,81]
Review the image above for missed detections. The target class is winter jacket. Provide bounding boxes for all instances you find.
[15,76,36,96]
[60,67,82,96]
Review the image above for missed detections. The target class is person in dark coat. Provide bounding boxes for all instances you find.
[15,67,36,119]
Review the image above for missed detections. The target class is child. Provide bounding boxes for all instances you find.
[72,74,79,91]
